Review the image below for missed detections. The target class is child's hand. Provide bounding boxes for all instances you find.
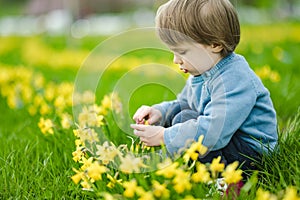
[133,105,162,125]
[130,124,164,147]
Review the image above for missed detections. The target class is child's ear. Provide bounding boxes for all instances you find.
[211,44,223,53]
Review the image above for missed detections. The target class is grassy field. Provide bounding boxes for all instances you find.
[0,23,300,199]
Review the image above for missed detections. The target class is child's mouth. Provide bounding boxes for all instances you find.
[180,67,188,73]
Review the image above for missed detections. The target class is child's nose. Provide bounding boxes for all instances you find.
[173,55,183,65]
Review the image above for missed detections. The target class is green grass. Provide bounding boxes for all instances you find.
[0,23,300,199]
[0,99,83,199]
[258,109,300,192]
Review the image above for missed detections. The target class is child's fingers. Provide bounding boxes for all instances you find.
[132,107,142,121]
[138,106,151,121]
[133,107,151,125]
[147,117,158,125]
[133,106,148,121]
[130,124,146,131]
[133,129,143,137]
[131,124,151,137]
[137,106,151,121]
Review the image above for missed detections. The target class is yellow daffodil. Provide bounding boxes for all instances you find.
[106,173,122,189]
[54,96,66,110]
[73,127,99,144]
[78,106,104,127]
[110,93,122,114]
[21,85,33,104]
[195,135,208,155]
[89,104,102,114]
[100,192,115,200]
[33,95,43,107]
[135,186,147,197]
[33,73,45,89]
[255,65,280,83]
[101,95,112,111]
[123,179,138,198]
[156,157,173,169]
[39,102,51,115]
[183,148,199,162]
[71,168,84,184]
[28,105,37,116]
[138,191,155,200]
[38,117,54,135]
[255,188,277,200]
[80,157,94,171]
[183,135,208,162]
[75,139,83,147]
[7,94,17,109]
[172,169,192,194]
[86,162,107,181]
[156,162,179,179]
[82,90,95,104]
[72,147,84,162]
[119,154,147,173]
[210,156,225,178]
[221,161,243,184]
[78,107,91,126]
[269,71,281,83]
[152,180,170,199]
[80,179,92,190]
[191,163,211,183]
[183,195,196,200]
[1,85,10,97]
[44,83,56,102]
[57,82,73,99]
[61,113,73,129]
[96,141,119,165]
[282,186,300,200]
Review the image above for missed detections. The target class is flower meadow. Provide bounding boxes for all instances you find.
[0,23,300,199]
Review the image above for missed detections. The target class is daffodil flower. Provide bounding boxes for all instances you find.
[119,154,147,173]
[38,117,54,135]
[222,161,243,184]
[86,162,107,181]
[191,163,211,183]
[123,179,138,198]
[96,141,120,165]
[210,156,225,178]
[106,173,122,189]
[256,188,277,200]
[282,186,300,200]
[152,180,170,198]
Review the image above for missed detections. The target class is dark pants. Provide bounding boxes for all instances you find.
[164,103,261,178]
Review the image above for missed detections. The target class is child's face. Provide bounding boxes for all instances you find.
[169,42,222,76]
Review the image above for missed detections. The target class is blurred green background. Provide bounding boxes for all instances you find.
[0,0,299,35]
[0,0,300,127]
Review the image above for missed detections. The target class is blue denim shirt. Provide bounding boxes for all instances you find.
[153,53,278,155]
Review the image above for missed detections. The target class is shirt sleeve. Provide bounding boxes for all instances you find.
[163,70,258,155]
[152,79,190,126]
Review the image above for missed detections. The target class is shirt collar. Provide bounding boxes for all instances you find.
[191,75,204,84]
[200,52,235,81]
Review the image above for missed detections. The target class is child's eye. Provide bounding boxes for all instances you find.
[178,51,186,55]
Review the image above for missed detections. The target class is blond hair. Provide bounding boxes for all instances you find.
[156,0,240,57]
